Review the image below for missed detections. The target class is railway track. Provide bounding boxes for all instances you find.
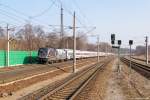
[121,57,150,78]
[131,57,150,63]
[20,59,111,100]
[0,58,96,84]
[0,58,100,98]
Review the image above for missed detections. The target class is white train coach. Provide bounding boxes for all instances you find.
[38,48,112,63]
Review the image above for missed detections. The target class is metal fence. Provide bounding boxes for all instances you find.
[0,50,38,68]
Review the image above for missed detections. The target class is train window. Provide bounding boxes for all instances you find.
[38,48,48,55]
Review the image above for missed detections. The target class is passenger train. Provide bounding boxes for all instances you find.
[38,48,112,63]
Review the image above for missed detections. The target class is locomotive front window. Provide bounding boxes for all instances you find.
[39,48,48,52]
[38,48,48,55]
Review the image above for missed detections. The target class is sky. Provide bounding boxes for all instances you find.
[0,0,150,49]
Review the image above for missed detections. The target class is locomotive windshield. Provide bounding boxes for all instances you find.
[38,48,56,59]
[38,48,48,58]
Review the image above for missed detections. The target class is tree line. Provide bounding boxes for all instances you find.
[135,45,150,56]
[0,24,114,52]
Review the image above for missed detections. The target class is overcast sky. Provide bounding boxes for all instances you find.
[0,0,150,48]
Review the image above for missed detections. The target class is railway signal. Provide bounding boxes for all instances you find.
[129,40,133,73]
[112,45,120,49]
[129,40,133,45]
[111,40,115,45]
[110,34,121,74]
[118,40,121,45]
[129,40,133,87]
[111,34,115,45]
[111,34,115,41]
[117,40,121,73]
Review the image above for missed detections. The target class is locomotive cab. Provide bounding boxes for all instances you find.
[38,48,56,63]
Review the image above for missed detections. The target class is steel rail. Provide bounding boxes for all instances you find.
[19,59,107,100]
[131,57,150,63]
[39,59,111,100]
[121,57,150,78]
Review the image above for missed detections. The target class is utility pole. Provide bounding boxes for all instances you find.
[73,11,76,73]
[145,36,148,64]
[28,24,32,64]
[97,35,99,62]
[6,24,10,67]
[66,38,68,49]
[105,44,108,57]
[60,5,64,48]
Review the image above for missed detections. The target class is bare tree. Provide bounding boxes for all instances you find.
[0,26,6,50]
[32,25,46,49]
[46,32,60,48]
[0,23,115,53]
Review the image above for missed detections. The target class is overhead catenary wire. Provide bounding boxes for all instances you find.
[0,3,28,17]
[62,0,95,34]
[0,21,18,27]
[13,1,90,31]
[0,3,53,28]
[48,0,95,35]
[0,11,25,24]
[29,0,56,19]
[54,0,90,28]
[72,0,93,26]
[0,0,95,34]
[0,8,27,22]
[0,1,63,34]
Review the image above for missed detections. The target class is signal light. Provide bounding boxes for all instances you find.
[129,40,133,45]
[111,40,115,44]
[118,40,121,45]
[111,34,115,41]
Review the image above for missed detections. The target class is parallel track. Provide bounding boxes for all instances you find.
[0,58,96,84]
[20,59,111,100]
[121,57,150,78]
[131,57,150,63]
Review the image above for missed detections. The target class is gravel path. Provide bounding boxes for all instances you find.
[73,58,113,100]
[74,58,126,100]
[74,58,150,100]
[104,59,125,100]
[120,60,150,99]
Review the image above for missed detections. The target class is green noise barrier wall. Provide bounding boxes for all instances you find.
[0,50,38,68]
[0,50,6,68]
